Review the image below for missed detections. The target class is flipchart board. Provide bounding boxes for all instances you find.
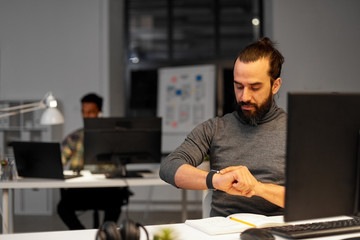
[157,65,216,153]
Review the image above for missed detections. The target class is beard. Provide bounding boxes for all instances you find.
[235,90,273,125]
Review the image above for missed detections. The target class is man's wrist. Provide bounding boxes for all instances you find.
[206,170,220,189]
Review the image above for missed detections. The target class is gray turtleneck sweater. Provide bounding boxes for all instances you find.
[159,102,287,217]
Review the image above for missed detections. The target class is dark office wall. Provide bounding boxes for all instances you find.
[123,0,360,117]
[1,0,360,134]
[264,0,360,110]
[109,0,126,117]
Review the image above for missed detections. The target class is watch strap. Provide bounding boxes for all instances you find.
[206,170,219,190]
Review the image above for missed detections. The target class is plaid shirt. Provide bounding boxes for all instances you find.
[61,128,84,170]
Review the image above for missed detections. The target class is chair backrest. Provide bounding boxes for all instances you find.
[202,190,212,218]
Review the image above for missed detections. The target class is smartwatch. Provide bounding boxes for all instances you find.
[206,170,219,190]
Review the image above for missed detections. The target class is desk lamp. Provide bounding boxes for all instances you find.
[0,92,64,125]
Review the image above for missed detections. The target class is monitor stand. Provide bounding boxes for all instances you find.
[104,155,143,178]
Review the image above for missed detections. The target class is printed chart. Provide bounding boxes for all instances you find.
[157,65,216,153]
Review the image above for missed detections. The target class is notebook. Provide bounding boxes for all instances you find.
[11,141,81,180]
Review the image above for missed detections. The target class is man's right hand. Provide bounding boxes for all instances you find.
[213,166,257,197]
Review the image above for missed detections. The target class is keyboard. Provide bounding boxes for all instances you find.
[266,216,360,239]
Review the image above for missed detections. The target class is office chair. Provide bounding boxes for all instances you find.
[202,190,212,218]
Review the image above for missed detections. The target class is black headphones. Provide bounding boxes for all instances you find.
[96,219,149,240]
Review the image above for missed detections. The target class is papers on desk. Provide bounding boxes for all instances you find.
[185,213,284,235]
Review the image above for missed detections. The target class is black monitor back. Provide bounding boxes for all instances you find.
[83,117,162,168]
[285,92,360,222]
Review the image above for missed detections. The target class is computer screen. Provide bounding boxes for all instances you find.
[285,92,360,222]
[83,117,162,177]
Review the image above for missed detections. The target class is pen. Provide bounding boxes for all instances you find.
[229,217,257,228]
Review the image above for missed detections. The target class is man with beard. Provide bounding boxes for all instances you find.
[159,37,286,217]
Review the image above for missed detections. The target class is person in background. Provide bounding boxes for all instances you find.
[57,93,130,230]
[160,37,286,217]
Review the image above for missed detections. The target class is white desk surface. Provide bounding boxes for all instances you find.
[0,171,169,234]
[0,229,97,240]
[0,170,167,189]
[2,221,360,240]
[145,222,360,240]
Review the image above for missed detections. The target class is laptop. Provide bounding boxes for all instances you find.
[11,141,81,180]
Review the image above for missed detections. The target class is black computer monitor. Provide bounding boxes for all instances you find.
[83,117,162,177]
[285,92,360,222]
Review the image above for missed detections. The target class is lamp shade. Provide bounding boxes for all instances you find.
[40,107,64,125]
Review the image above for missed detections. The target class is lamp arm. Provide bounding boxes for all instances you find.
[0,101,42,112]
[19,103,46,114]
[0,102,45,119]
[0,92,63,125]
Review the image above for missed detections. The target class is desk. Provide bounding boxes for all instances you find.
[2,221,360,240]
[0,171,187,234]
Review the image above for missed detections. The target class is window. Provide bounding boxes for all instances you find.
[125,0,262,116]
